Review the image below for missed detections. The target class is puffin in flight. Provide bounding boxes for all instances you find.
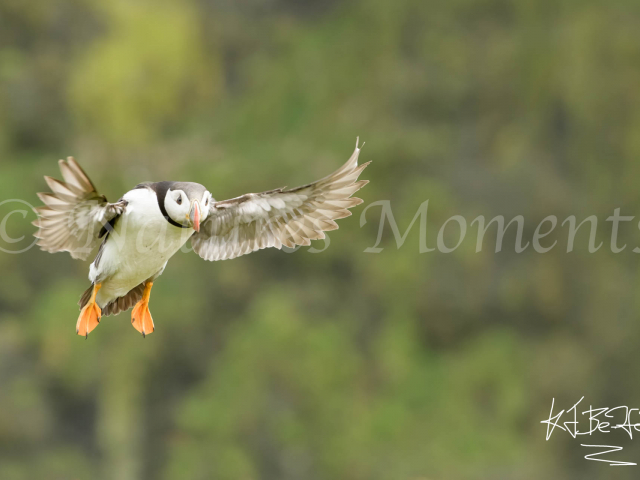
[33,139,369,338]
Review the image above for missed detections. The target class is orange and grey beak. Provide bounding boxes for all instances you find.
[189,200,201,232]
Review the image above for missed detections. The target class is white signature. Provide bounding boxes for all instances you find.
[542,397,639,466]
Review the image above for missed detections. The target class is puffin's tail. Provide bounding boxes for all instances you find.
[81,282,146,316]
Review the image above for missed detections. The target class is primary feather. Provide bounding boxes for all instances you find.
[191,138,370,261]
[33,157,126,260]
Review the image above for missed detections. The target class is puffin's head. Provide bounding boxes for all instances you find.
[163,182,212,232]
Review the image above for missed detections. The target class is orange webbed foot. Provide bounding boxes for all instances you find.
[77,283,102,338]
[131,282,154,337]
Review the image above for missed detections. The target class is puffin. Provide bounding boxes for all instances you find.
[33,139,370,337]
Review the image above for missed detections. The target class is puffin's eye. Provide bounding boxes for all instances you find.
[205,198,209,206]
[176,196,182,205]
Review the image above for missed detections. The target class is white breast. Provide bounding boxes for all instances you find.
[90,187,194,308]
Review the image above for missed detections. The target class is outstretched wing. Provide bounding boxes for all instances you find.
[192,138,370,261]
[34,157,127,260]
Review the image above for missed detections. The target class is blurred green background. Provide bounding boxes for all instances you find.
[2,0,640,479]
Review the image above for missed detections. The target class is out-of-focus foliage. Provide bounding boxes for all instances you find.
[69,1,220,145]
[1,0,640,479]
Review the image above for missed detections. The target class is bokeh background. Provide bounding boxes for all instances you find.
[2,0,640,479]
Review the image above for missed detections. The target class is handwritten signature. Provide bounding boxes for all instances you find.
[542,397,640,466]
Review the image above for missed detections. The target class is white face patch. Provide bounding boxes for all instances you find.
[164,189,190,225]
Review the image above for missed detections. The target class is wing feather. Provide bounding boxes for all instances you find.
[192,138,370,261]
[34,157,127,260]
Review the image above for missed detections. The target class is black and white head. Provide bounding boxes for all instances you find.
[155,181,213,232]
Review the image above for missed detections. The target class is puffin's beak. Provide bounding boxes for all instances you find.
[189,201,201,232]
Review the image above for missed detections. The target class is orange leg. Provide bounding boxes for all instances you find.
[131,281,155,337]
[77,283,102,338]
